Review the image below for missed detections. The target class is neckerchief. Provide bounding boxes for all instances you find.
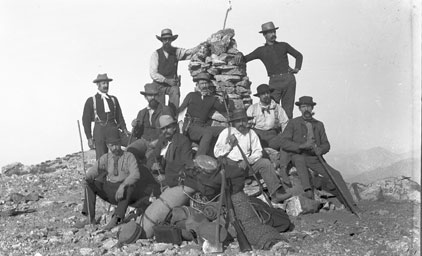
[98,91,111,113]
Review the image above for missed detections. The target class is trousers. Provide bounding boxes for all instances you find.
[269,73,296,119]
[154,82,180,115]
[187,125,224,156]
[93,123,118,160]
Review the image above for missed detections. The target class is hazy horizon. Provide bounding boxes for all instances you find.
[1,0,420,181]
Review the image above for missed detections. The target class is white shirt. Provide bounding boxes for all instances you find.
[246,100,288,131]
[214,127,262,165]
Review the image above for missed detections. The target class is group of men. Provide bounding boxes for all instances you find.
[78,21,353,234]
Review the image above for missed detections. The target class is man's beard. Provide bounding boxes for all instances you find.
[237,124,250,135]
[111,147,123,156]
[303,110,314,120]
[261,96,271,105]
[148,98,159,109]
[163,44,176,53]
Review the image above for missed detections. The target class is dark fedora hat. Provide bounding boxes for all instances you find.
[253,84,273,97]
[295,96,317,106]
[140,83,159,95]
[259,21,279,34]
[105,127,121,145]
[228,108,253,122]
[93,73,113,83]
[156,28,178,41]
[192,72,211,82]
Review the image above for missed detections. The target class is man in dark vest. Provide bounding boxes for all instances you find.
[150,28,200,113]
[127,83,173,161]
[82,73,129,160]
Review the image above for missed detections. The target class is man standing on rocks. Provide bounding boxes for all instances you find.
[280,96,355,206]
[214,108,291,204]
[127,83,173,161]
[76,127,154,230]
[82,74,129,160]
[150,28,200,114]
[236,22,303,119]
[178,72,228,156]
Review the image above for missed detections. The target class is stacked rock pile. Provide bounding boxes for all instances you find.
[188,29,252,125]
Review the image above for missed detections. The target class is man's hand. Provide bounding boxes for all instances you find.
[314,146,323,156]
[131,119,139,128]
[122,128,130,137]
[226,134,238,148]
[81,176,93,187]
[232,52,244,65]
[165,78,177,87]
[115,185,125,201]
[238,160,247,170]
[288,68,300,74]
[151,162,162,172]
[157,174,166,182]
[88,138,95,149]
[299,141,314,150]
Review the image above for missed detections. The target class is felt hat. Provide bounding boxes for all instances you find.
[193,155,218,174]
[117,220,145,245]
[156,28,178,41]
[228,108,253,122]
[295,96,317,106]
[93,73,113,83]
[140,83,159,95]
[158,114,177,129]
[193,73,211,82]
[259,21,279,34]
[105,127,121,145]
[253,84,273,97]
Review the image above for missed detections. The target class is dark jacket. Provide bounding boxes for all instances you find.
[147,133,193,187]
[133,104,164,141]
[82,93,127,139]
[280,116,330,155]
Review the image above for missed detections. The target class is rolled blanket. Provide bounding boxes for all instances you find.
[231,191,284,250]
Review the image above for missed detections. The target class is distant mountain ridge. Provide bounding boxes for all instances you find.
[326,146,404,180]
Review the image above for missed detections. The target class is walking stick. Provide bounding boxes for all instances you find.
[77,120,92,224]
[236,144,274,208]
[222,0,232,29]
[316,154,361,219]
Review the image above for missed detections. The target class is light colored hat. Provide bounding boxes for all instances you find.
[158,115,177,129]
[93,73,113,83]
[259,21,279,33]
[140,83,159,95]
[156,28,178,41]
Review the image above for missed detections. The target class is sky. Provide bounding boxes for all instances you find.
[0,0,420,177]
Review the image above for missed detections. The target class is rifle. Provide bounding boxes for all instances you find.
[236,144,274,208]
[77,120,92,224]
[226,179,252,252]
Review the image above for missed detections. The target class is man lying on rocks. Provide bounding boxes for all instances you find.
[75,127,156,230]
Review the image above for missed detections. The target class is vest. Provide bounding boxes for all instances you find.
[156,48,178,79]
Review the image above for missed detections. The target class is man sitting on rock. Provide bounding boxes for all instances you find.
[127,83,173,161]
[214,108,291,204]
[75,127,155,230]
[178,72,228,156]
[280,96,355,205]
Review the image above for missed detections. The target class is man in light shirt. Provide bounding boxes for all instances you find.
[150,28,200,113]
[214,108,291,203]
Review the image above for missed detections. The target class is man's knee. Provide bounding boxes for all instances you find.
[169,86,180,96]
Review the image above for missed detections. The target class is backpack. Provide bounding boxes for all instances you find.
[249,196,292,232]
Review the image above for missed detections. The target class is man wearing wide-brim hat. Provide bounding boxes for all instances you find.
[150,28,202,114]
[82,73,129,160]
[75,127,158,230]
[234,21,303,120]
[280,96,357,208]
[178,72,229,156]
[126,83,174,161]
[214,108,292,204]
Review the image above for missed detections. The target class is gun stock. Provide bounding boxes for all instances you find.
[226,179,252,252]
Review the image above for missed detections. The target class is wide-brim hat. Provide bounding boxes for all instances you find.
[93,73,113,83]
[156,28,178,41]
[228,108,254,122]
[158,115,177,129]
[140,83,159,95]
[295,96,317,106]
[105,127,121,145]
[259,21,279,34]
[253,83,273,97]
[192,72,211,82]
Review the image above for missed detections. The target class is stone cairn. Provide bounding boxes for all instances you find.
[188,28,252,126]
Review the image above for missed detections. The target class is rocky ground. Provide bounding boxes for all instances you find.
[0,151,420,256]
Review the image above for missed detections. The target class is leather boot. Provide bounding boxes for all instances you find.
[103,216,120,231]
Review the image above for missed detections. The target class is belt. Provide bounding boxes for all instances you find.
[269,73,289,78]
